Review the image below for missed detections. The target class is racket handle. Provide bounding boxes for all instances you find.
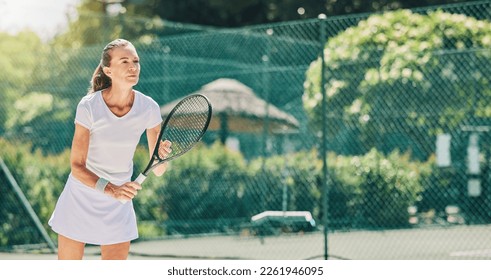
[135,173,147,184]
[119,174,147,204]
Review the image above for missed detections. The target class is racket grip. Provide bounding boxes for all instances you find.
[135,173,147,184]
[118,174,147,204]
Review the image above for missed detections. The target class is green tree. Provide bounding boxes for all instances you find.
[53,0,472,46]
[135,0,470,27]
[52,0,199,47]
[0,31,46,136]
[303,10,491,159]
[1,36,78,154]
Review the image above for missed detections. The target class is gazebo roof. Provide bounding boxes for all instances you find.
[161,78,299,134]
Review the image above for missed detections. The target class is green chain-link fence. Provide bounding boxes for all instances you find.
[1,0,491,259]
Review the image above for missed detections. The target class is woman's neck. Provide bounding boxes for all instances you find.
[101,86,135,118]
[102,86,134,107]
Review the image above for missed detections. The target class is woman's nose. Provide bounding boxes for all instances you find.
[130,62,138,70]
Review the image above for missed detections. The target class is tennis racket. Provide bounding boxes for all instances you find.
[135,93,212,185]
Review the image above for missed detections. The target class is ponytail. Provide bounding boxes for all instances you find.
[87,39,132,94]
[88,63,111,94]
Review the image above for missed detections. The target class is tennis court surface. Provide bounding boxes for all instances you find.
[1,224,490,260]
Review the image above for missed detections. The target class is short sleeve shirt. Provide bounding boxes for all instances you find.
[75,90,162,184]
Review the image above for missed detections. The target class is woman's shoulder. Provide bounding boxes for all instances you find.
[134,90,159,107]
[76,91,101,110]
[79,91,100,103]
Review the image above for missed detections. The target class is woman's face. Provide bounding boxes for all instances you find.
[104,44,140,87]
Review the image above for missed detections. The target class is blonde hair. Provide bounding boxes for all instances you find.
[87,39,134,94]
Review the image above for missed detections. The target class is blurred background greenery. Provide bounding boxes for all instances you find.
[1,0,490,259]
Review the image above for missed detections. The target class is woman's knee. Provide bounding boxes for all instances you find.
[57,235,85,260]
[100,241,130,260]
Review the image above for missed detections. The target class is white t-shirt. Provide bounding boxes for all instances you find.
[48,90,162,245]
[75,90,162,185]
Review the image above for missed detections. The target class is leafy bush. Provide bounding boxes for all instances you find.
[0,139,70,244]
[134,142,250,235]
[329,148,431,228]
[0,137,432,243]
[247,150,321,216]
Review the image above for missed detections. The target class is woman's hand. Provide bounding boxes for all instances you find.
[105,182,142,202]
[158,140,172,159]
[153,140,172,176]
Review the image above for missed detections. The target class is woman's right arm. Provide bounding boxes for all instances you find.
[70,123,98,187]
[70,123,141,201]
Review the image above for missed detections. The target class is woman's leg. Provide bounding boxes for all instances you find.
[100,241,131,260]
[57,234,85,260]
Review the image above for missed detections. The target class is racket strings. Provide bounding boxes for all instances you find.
[159,96,211,160]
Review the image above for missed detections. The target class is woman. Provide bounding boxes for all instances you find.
[48,39,170,260]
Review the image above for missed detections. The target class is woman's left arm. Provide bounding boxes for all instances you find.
[146,123,171,176]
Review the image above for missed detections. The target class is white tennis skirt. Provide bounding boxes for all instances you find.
[48,173,138,245]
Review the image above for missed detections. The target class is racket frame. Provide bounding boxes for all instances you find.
[137,93,212,182]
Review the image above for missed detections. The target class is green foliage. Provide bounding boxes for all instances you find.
[147,142,249,235]
[52,2,185,47]
[417,162,460,213]
[0,31,45,84]
[304,10,491,159]
[5,91,75,154]
[0,31,47,135]
[0,133,431,243]
[0,31,76,154]
[329,148,432,228]
[6,92,54,129]
[0,139,70,244]
[247,150,321,216]
[129,0,473,27]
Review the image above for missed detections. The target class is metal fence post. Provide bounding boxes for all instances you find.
[318,14,329,260]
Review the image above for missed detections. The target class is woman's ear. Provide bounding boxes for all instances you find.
[102,66,111,77]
